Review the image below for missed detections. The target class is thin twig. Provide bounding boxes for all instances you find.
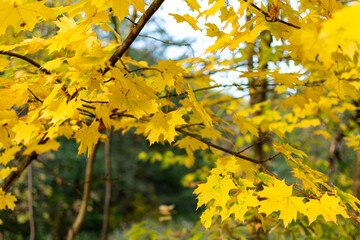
[176,128,272,164]
[27,88,43,103]
[237,137,270,154]
[128,67,162,73]
[35,159,81,196]
[139,34,191,47]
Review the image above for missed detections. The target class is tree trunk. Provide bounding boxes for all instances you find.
[101,130,112,240]
[353,100,360,197]
[248,31,271,161]
[353,152,360,198]
[28,163,35,240]
[67,144,98,240]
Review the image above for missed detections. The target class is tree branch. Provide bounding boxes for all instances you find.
[0,51,51,74]
[3,151,38,193]
[103,0,166,75]
[176,128,276,164]
[243,0,301,29]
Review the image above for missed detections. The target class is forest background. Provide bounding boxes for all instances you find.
[0,0,360,239]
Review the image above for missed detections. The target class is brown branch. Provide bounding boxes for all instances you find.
[159,84,239,99]
[27,88,43,103]
[175,128,275,164]
[243,0,301,29]
[3,151,38,193]
[103,0,166,75]
[128,67,162,73]
[81,99,109,104]
[0,51,51,74]
[237,137,270,154]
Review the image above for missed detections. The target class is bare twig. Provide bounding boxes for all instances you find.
[27,88,43,103]
[237,137,270,154]
[35,159,81,196]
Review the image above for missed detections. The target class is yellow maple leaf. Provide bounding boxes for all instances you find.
[0,189,17,210]
[73,120,103,157]
[112,0,146,22]
[325,74,358,100]
[194,174,237,210]
[233,114,259,137]
[184,0,201,12]
[271,72,304,89]
[153,59,184,91]
[0,125,15,148]
[0,0,58,35]
[145,110,186,145]
[12,121,41,145]
[23,140,60,155]
[187,84,213,127]
[202,0,225,17]
[227,190,259,223]
[0,167,17,180]
[169,14,200,31]
[305,193,349,224]
[0,146,21,166]
[258,179,306,227]
[200,206,219,229]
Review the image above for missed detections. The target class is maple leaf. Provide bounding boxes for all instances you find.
[0,167,17,180]
[73,120,103,157]
[194,174,237,210]
[153,59,184,91]
[200,206,219,229]
[112,0,146,22]
[233,114,259,137]
[169,14,200,31]
[187,84,213,127]
[258,179,306,227]
[144,110,186,145]
[0,146,21,166]
[12,121,41,145]
[0,189,17,210]
[23,140,60,155]
[227,190,259,223]
[0,0,58,35]
[184,0,201,12]
[305,193,349,224]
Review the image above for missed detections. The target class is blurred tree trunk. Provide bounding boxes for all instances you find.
[67,144,98,240]
[101,130,112,240]
[28,163,35,240]
[328,132,344,185]
[248,31,271,161]
[353,101,360,197]
[353,152,360,198]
